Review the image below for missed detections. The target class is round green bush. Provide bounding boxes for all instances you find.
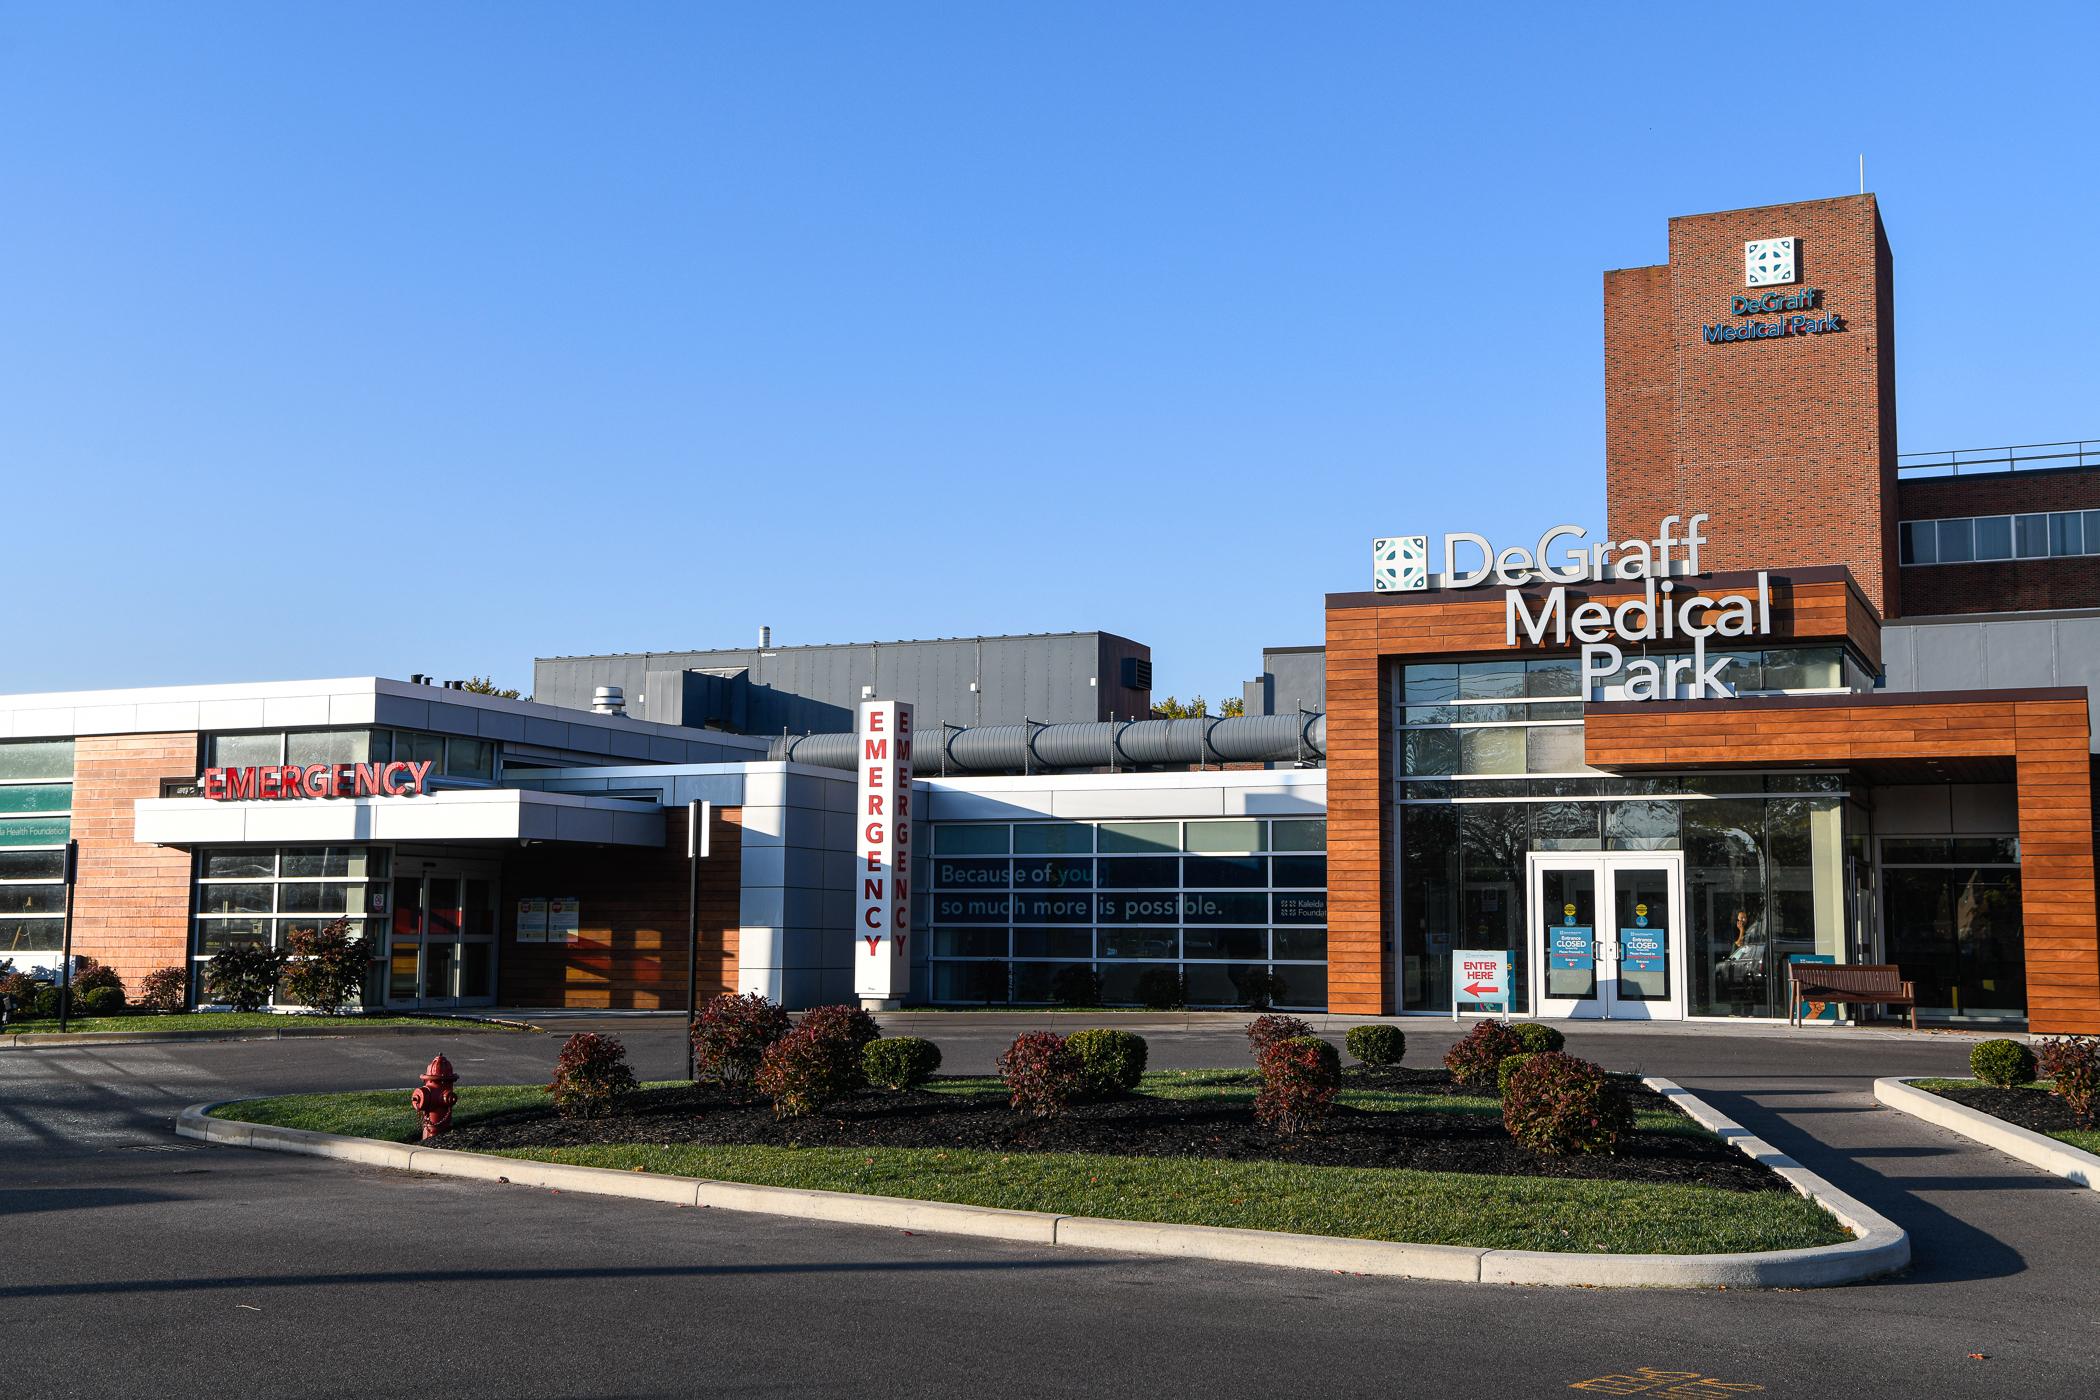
[1970,1038,2036,1089]
[30,985,61,1020]
[80,985,125,1017]
[1067,1028,1148,1097]
[1508,1022,1565,1054]
[862,1036,942,1091]
[1501,1051,1633,1155]
[1344,1023,1406,1067]
[1495,1051,1538,1098]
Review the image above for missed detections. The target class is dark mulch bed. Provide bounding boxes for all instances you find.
[1933,1083,2093,1137]
[438,1067,1787,1194]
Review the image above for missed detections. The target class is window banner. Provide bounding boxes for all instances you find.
[852,700,914,1004]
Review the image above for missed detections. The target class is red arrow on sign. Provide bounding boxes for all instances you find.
[1464,982,1499,997]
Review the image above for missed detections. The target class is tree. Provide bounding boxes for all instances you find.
[1150,694,1246,719]
[456,675,523,699]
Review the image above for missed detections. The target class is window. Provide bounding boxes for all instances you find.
[924,819,1326,1008]
[0,741,71,960]
[1901,512,2100,566]
[192,845,389,1006]
[1974,515,2013,560]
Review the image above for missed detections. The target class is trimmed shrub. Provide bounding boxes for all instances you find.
[282,919,371,1015]
[863,1036,942,1091]
[1970,1038,2037,1089]
[1134,968,1185,1010]
[1255,1035,1341,1136]
[757,1025,860,1118]
[1345,1023,1406,1067]
[547,1032,637,1118]
[690,992,791,1093]
[0,971,43,1020]
[204,945,291,1013]
[2038,1035,2100,1129]
[1068,1028,1148,1097]
[1443,1019,1524,1090]
[31,985,61,1019]
[1245,1013,1315,1059]
[1496,1051,1539,1099]
[137,966,188,1014]
[70,957,126,1006]
[1509,1022,1566,1054]
[1501,1052,1633,1155]
[81,985,125,1017]
[1050,965,1103,1008]
[997,1031,1083,1117]
[795,1004,882,1093]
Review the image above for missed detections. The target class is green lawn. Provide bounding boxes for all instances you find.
[10,1011,515,1037]
[209,1072,1846,1255]
[1915,1078,2100,1156]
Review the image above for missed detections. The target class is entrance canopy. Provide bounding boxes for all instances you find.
[1585,686,2097,1034]
[134,788,666,848]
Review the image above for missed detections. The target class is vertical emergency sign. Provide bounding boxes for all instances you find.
[853,700,914,1006]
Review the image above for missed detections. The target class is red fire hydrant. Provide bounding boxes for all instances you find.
[411,1054,459,1140]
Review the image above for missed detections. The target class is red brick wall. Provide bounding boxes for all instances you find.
[70,733,200,989]
[1898,468,2100,614]
[1606,194,1900,616]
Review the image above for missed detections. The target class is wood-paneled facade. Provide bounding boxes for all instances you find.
[1586,690,2099,1034]
[496,804,744,1010]
[1321,564,2100,1028]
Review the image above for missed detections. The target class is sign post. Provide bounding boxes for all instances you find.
[56,840,79,1031]
[853,700,914,1010]
[685,798,711,1079]
[1452,947,1511,1020]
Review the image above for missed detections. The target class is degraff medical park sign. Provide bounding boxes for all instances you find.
[1703,235,1844,345]
[1373,513,1775,699]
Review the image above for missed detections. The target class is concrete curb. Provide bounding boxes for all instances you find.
[176,1076,1906,1289]
[2,1014,538,1051]
[1875,1076,2100,1191]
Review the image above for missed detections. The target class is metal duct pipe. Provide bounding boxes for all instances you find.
[766,712,1324,774]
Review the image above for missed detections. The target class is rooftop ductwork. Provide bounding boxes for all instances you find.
[766,711,1324,774]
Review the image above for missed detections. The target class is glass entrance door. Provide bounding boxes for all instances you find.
[386,867,498,1008]
[1530,854,1684,1019]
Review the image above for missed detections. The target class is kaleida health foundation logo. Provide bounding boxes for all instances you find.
[1744,235,1797,287]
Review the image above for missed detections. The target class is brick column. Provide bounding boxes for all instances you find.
[69,733,200,990]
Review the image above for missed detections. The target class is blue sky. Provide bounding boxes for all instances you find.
[4,3,2095,702]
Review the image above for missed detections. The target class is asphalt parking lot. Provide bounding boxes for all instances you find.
[5,1017,2097,1399]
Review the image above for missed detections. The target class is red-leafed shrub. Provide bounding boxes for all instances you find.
[997,1031,1084,1118]
[690,992,791,1094]
[2039,1035,2100,1128]
[69,956,126,1007]
[138,966,188,1014]
[1500,1052,1633,1155]
[0,971,43,1020]
[282,918,371,1015]
[1254,1035,1341,1136]
[798,1005,881,1072]
[547,1033,637,1119]
[1444,1019,1524,1091]
[1245,1014,1315,1059]
[758,1025,862,1118]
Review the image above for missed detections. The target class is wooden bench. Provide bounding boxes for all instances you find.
[1789,963,1918,1030]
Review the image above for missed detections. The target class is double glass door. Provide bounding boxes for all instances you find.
[1529,854,1684,1019]
[388,867,498,1007]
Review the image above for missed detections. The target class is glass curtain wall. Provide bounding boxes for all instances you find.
[192,845,387,1007]
[1879,837,2023,1020]
[1395,657,1854,1018]
[923,818,1327,1008]
[0,740,74,967]
[206,730,496,781]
